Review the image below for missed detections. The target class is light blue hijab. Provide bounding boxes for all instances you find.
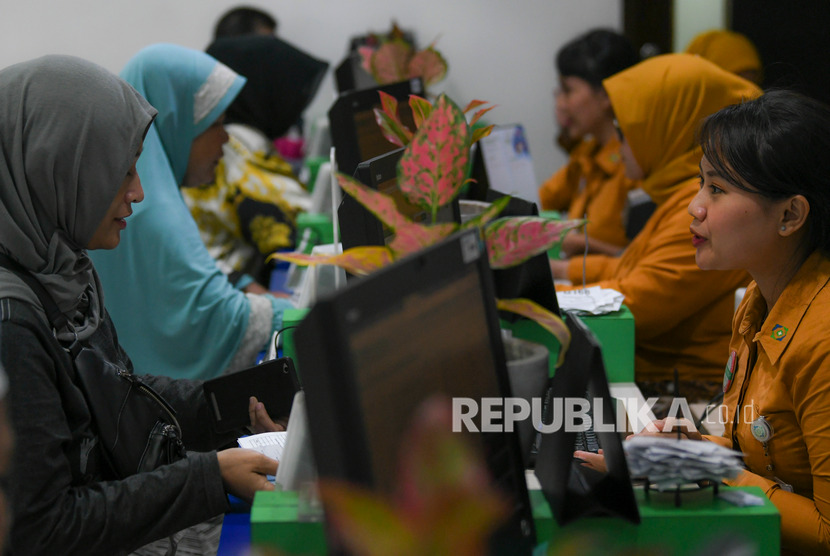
[91,44,258,380]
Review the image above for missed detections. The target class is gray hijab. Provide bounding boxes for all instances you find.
[0,55,157,340]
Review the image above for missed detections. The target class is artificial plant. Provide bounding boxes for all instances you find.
[271,92,583,362]
[317,395,509,556]
[357,21,448,88]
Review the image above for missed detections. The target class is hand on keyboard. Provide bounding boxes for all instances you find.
[574,449,606,473]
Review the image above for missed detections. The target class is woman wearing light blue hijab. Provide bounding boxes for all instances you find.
[91,44,292,380]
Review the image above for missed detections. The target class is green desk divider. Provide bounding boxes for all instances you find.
[281,308,309,381]
[532,486,779,555]
[302,156,328,192]
[251,490,327,555]
[502,306,635,383]
[296,213,334,247]
[251,487,778,555]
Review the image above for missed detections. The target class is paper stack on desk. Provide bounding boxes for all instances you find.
[623,436,744,491]
[556,286,625,315]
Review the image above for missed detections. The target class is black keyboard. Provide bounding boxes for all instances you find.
[573,427,600,453]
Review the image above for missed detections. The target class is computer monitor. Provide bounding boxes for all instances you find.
[294,230,536,554]
[338,147,460,256]
[486,190,560,320]
[464,124,538,204]
[328,78,424,177]
[533,312,640,526]
[334,52,378,94]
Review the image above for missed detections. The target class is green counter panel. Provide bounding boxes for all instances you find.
[531,486,779,555]
[281,308,308,384]
[251,486,779,555]
[503,306,635,383]
[250,490,327,555]
[296,212,334,247]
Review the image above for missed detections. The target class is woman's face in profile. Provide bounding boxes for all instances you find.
[182,114,229,188]
[87,152,143,250]
[557,75,612,140]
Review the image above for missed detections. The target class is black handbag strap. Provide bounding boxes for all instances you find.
[0,252,79,353]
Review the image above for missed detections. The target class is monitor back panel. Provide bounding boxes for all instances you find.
[295,230,536,553]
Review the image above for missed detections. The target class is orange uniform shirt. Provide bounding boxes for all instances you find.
[538,137,637,249]
[705,252,830,554]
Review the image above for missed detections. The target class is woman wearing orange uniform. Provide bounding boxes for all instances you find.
[539,29,640,257]
[580,90,830,555]
[552,54,759,394]
[691,90,830,554]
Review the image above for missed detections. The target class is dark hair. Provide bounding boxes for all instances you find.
[699,89,830,256]
[556,29,639,89]
[213,6,277,39]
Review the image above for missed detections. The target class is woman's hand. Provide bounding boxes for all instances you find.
[572,418,703,474]
[560,231,587,258]
[217,448,278,503]
[574,449,606,473]
[248,396,286,434]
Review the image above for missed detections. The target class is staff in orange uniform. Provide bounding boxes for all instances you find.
[539,29,640,257]
[580,89,830,555]
[552,54,759,401]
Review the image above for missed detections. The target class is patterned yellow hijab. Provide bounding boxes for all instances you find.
[603,53,761,206]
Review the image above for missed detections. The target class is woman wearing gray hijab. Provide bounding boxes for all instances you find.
[0,55,278,555]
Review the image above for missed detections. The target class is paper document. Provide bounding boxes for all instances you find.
[624,436,744,491]
[556,286,625,315]
[238,431,287,461]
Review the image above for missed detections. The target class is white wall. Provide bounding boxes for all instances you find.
[0,0,622,204]
[673,0,726,52]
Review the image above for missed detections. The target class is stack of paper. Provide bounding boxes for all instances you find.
[556,286,625,315]
[624,436,744,491]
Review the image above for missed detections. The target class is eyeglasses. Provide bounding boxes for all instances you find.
[613,118,624,142]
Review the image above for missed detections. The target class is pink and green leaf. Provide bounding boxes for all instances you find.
[484,217,585,269]
[387,222,456,258]
[370,41,412,84]
[407,46,448,86]
[462,99,489,114]
[268,246,394,276]
[409,95,434,130]
[318,481,419,556]
[357,45,376,74]
[337,172,411,230]
[471,124,495,145]
[398,94,469,219]
[373,91,413,147]
[469,105,496,128]
[374,107,412,147]
[496,298,571,366]
[395,396,509,551]
[459,195,511,231]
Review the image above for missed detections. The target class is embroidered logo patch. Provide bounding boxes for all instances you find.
[771,324,789,341]
[723,350,737,393]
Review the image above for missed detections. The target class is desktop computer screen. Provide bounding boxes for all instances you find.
[294,229,536,554]
[534,312,640,526]
[328,78,423,177]
[464,124,538,204]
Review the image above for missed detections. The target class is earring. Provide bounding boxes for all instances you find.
[781,225,787,231]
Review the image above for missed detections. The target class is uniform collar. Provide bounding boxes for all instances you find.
[741,252,830,365]
[570,137,622,178]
